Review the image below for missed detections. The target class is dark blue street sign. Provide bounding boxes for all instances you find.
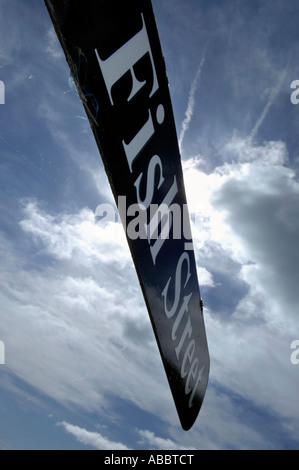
[45,0,210,430]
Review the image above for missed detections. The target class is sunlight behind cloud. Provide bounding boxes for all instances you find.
[181,135,299,430]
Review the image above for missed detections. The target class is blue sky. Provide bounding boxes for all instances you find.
[0,0,299,450]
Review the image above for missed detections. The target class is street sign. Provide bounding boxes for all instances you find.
[45,0,210,430]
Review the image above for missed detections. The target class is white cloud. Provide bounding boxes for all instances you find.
[138,429,195,450]
[211,142,299,325]
[178,46,207,152]
[196,266,215,288]
[0,203,174,424]
[192,385,270,450]
[59,423,195,451]
[46,28,64,60]
[58,421,130,450]
[225,137,288,165]
[20,201,130,267]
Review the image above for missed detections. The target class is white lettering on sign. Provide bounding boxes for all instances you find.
[95,13,173,265]
[148,176,178,264]
[134,154,165,208]
[95,14,159,173]
[162,252,205,407]
[95,12,205,407]
[95,15,158,106]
